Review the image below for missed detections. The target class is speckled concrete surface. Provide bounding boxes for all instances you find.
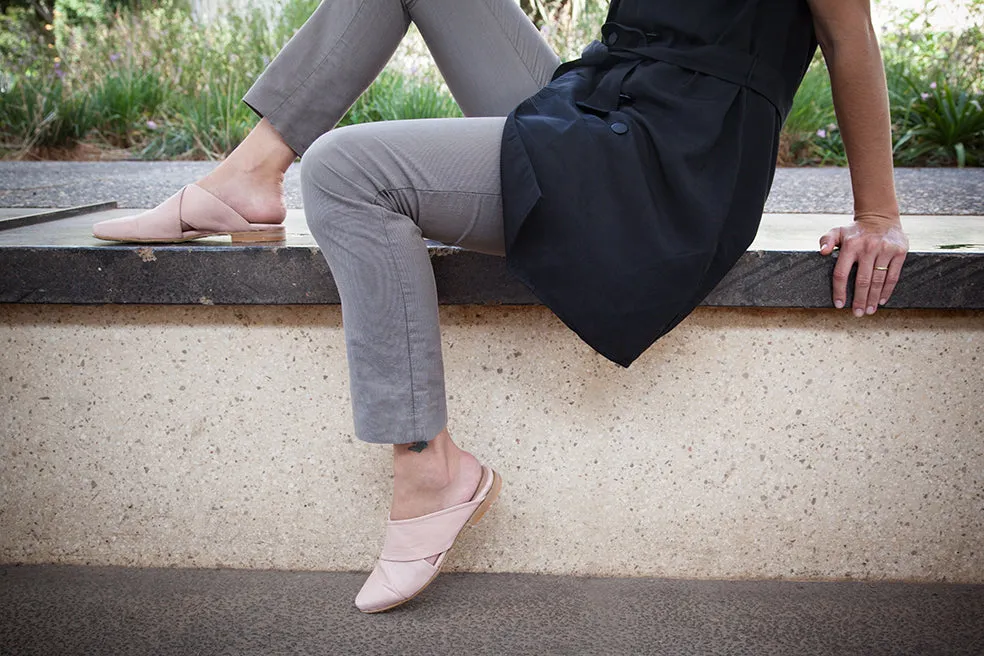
[0,161,981,215]
[1,305,982,581]
[2,566,982,656]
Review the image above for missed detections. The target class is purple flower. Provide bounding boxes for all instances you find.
[55,68,65,79]
[816,129,827,138]
[146,120,158,130]
[930,81,937,89]
[921,92,930,100]
[110,53,120,63]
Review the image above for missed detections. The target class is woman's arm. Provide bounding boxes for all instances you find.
[807,0,909,316]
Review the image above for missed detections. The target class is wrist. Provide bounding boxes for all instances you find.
[854,210,901,227]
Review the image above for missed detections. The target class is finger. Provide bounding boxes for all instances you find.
[819,228,842,255]
[865,255,893,314]
[831,247,856,309]
[852,251,876,317]
[878,253,906,305]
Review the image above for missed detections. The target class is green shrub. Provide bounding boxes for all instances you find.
[140,69,255,159]
[782,18,984,167]
[0,72,94,152]
[90,67,169,147]
[3,0,984,165]
[339,71,461,127]
[894,79,984,166]
[784,58,840,165]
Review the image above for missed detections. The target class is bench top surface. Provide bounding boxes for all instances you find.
[1,164,982,308]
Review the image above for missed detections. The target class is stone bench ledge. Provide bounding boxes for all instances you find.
[1,210,982,308]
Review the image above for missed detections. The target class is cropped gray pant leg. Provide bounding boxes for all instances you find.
[243,0,559,444]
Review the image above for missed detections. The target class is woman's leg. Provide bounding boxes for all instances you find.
[203,0,414,224]
[205,0,558,224]
[300,116,507,519]
[97,0,557,237]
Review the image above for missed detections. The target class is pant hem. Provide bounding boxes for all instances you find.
[242,91,312,156]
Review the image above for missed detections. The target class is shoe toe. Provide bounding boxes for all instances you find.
[92,216,133,240]
[92,191,186,242]
[355,559,437,613]
[355,566,405,613]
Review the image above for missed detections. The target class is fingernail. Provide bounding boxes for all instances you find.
[834,300,844,309]
[853,308,864,317]
[866,306,875,315]
[880,299,887,305]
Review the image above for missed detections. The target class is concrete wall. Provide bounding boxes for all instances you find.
[1,304,982,582]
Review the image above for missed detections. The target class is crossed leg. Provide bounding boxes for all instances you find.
[195,0,559,230]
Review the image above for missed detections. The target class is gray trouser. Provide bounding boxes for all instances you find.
[243,0,560,444]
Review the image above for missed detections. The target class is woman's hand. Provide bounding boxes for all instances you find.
[809,1,907,316]
[819,216,909,316]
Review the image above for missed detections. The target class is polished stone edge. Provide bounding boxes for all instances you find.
[0,245,982,308]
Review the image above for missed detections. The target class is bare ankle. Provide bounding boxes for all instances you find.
[393,433,459,490]
[224,118,296,174]
[388,429,485,520]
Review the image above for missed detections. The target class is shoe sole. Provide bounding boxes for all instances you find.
[361,468,503,614]
[93,227,287,244]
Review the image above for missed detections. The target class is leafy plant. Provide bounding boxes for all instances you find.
[340,71,461,126]
[894,78,984,166]
[0,72,94,152]
[89,67,169,146]
[140,69,254,159]
[3,0,984,164]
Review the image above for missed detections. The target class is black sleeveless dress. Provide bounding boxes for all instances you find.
[500,0,818,367]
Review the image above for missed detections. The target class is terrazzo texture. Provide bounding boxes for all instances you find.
[2,566,983,656]
[1,305,982,581]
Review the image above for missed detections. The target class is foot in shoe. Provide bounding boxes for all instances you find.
[355,464,502,614]
[196,164,287,226]
[92,183,286,243]
[390,449,484,522]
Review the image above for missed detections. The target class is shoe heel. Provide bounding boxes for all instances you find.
[467,470,502,527]
[229,226,286,243]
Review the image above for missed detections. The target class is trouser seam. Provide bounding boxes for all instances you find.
[473,0,545,89]
[377,203,421,442]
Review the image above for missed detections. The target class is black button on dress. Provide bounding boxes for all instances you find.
[500,0,819,367]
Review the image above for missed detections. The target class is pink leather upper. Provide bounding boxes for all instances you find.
[381,496,487,562]
[92,184,278,240]
[355,466,497,612]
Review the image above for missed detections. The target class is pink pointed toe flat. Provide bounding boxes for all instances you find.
[92,183,286,244]
[356,465,502,614]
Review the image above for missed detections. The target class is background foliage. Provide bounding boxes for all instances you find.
[1,0,982,165]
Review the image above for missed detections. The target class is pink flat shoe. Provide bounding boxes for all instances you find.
[92,183,285,244]
[356,465,502,614]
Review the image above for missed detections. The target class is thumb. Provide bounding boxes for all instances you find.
[819,227,843,255]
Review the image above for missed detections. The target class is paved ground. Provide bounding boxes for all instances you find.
[1,566,982,656]
[0,161,982,214]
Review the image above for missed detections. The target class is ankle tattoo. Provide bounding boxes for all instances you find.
[408,441,429,453]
